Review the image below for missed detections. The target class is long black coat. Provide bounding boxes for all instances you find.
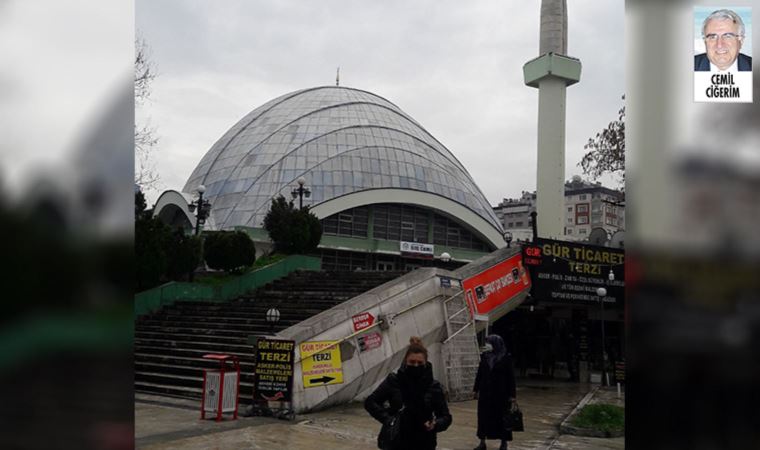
[473,353,517,440]
[364,362,452,450]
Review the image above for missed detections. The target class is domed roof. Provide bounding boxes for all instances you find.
[184,86,501,232]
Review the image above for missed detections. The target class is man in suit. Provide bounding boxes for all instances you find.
[694,9,752,72]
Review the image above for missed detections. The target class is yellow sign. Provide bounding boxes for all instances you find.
[300,341,343,388]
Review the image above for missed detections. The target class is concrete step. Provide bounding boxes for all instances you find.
[135,353,256,369]
[135,331,249,344]
[135,361,256,383]
[136,320,286,333]
[135,325,255,339]
[134,337,253,353]
[135,345,254,361]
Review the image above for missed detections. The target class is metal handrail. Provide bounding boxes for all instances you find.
[442,321,473,344]
[447,305,470,322]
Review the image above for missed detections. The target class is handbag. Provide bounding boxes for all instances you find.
[505,402,524,432]
[377,408,403,450]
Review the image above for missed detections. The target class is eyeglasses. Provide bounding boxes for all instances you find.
[704,32,741,43]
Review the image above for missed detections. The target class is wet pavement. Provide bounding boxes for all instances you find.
[136,381,625,449]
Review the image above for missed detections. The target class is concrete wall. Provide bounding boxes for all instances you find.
[279,246,530,413]
[279,267,455,413]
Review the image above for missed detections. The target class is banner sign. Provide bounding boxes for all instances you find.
[400,241,434,259]
[462,253,531,315]
[522,238,625,306]
[357,332,383,353]
[352,312,375,332]
[253,337,295,402]
[300,341,343,388]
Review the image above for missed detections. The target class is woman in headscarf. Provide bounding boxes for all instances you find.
[364,336,452,450]
[473,334,517,450]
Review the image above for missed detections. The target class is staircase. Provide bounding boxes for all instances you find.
[135,270,405,403]
[441,288,481,401]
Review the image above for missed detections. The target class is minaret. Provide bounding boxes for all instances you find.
[523,0,581,240]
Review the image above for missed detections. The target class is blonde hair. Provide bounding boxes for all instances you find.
[404,336,428,361]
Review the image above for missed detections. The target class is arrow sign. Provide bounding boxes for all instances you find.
[309,376,335,385]
[352,312,375,332]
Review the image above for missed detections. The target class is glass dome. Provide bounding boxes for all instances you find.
[184,86,501,232]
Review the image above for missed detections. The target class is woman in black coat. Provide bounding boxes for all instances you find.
[473,334,517,450]
[365,336,452,450]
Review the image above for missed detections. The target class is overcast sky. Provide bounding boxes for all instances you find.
[136,0,624,206]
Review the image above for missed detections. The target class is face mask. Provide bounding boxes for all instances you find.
[483,343,494,353]
[405,364,426,379]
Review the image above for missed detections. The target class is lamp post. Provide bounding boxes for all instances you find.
[440,252,451,263]
[596,269,615,386]
[291,177,311,210]
[503,231,513,248]
[266,307,281,334]
[595,286,607,385]
[190,184,211,236]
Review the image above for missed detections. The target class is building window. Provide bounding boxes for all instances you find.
[567,229,573,234]
[579,228,587,234]
[567,218,573,223]
[577,216,589,225]
[508,222,514,227]
[576,204,589,213]
[567,207,572,212]
[579,194,587,200]
[515,221,523,227]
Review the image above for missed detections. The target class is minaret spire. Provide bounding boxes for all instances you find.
[539,0,568,55]
[336,67,340,86]
[522,0,581,240]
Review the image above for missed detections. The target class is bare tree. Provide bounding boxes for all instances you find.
[135,35,161,191]
[579,95,625,185]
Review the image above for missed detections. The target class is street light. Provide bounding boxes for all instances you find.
[596,269,615,386]
[440,252,451,263]
[503,231,513,248]
[266,307,281,334]
[190,184,211,236]
[291,177,311,210]
[596,286,607,385]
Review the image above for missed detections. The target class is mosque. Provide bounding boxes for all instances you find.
[153,85,508,270]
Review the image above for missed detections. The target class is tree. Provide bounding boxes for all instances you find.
[135,35,161,191]
[135,191,171,290]
[579,95,625,184]
[263,196,323,254]
[165,228,202,281]
[203,231,256,274]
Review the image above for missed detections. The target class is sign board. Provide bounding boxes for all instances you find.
[253,337,295,402]
[357,332,383,353]
[439,276,461,289]
[300,341,343,388]
[614,361,625,383]
[523,238,625,306]
[462,253,531,316]
[400,241,434,259]
[352,312,375,333]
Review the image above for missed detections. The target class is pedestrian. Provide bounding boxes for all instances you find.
[473,334,517,450]
[364,336,452,450]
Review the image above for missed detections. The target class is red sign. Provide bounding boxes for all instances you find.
[352,312,375,332]
[358,332,382,352]
[462,253,531,316]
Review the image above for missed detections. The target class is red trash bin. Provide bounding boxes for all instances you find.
[200,354,240,421]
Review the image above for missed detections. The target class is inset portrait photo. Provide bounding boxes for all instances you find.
[694,7,753,102]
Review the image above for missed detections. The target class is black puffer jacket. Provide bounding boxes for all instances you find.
[364,362,452,450]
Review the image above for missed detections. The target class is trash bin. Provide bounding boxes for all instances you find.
[201,354,240,421]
